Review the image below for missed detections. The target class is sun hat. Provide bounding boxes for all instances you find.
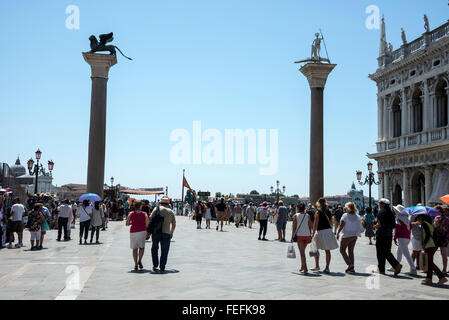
[392,204,405,215]
[160,197,170,204]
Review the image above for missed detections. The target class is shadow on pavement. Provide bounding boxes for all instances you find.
[348,272,372,277]
[385,274,414,280]
[128,269,180,275]
[291,272,321,277]
[320,272,346,277]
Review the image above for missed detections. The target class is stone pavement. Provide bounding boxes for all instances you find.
[0,216,448,300]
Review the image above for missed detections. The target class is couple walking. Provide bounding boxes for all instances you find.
[127,197,176,272]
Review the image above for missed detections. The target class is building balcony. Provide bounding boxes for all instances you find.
[376,126,449,152]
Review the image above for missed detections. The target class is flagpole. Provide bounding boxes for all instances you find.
[181,169,185,211]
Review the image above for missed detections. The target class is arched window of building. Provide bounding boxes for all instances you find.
[412,87,423,133]
[392,96,402,137]
[435,79,448,128]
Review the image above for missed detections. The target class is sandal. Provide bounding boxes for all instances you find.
[138,262,143,269]
[421,278,433,285]
[310,267,320,272]
[134,265,138,271]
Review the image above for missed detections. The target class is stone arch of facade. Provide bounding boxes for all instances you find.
[391,94,402,137]
[434,77,448,128]
[410,169,426,206]
[390,172,403,205]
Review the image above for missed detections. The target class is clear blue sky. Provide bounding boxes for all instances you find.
[1,1,447,200]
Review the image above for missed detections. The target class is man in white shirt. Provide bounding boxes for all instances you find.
[57,200,72,241]
[8,197,25,248]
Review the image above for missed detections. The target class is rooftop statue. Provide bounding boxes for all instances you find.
[401,28,407,45]
[424,14,430,33]
[88,32,133,60]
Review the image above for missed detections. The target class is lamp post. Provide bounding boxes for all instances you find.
[27,149,54,195]
[270,180,286,203]
[110,177,114,200]
[356,161,382,209]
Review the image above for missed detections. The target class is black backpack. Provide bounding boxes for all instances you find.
[148,205,164,235]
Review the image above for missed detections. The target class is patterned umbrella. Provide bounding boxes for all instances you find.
[79,193,102,203]
[440,195,449,205]
[400,206,441,217]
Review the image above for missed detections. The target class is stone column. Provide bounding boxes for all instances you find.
[402,168,410,207]
[299,63,336,205]
[383,171,390,201]
[424,166,433,206]
[446,87,449,126]
[378,95,383,140]
[383,97,389,140]
[83,53,117,197]
[423,81,430,134]
[401,89,408,136]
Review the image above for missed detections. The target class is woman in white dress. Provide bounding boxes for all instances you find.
[311,198,339,273]
[205,203,212,229]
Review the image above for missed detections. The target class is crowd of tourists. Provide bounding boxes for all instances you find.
[0,192,142,249]
[2,189,449,286]
[186,196,449,286]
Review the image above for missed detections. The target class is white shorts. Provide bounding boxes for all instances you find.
[30,230,41,241]
[411,238,422,251]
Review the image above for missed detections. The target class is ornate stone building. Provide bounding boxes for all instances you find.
[368,16,449,206]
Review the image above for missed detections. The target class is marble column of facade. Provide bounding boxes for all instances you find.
[424,166,433,206]
[422,81,430,135]
[401,89,409,139]
[429,92,437,129]
[446,87,449,126]
[383,96,389,141]
[402,168,410,207]
[379,176,384,199]
[378,95,384,140]
[383,171,390,201]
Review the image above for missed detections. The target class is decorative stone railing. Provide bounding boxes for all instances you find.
[383,21,449,68]
[376,126,449,152]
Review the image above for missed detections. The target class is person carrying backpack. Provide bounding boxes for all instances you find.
[415,214,448,286]
[149,197,176,273]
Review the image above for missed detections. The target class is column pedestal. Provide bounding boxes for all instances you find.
[299,63,336,206]
[83,53,117,197]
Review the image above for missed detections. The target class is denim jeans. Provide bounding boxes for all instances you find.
[151,233,171,270]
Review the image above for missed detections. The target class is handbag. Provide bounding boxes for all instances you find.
[287,244,296,259]
[419,251,428,271]
[309,237,320,257]
[292,214,306,242]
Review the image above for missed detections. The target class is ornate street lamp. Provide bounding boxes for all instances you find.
[28,149,54,194]
[356,162,382,209]
[271,180,286,203]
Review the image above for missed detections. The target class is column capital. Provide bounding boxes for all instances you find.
[299,63,336,88]
[83,53,117,79]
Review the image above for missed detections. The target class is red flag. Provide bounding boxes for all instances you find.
[183,176,196,197]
